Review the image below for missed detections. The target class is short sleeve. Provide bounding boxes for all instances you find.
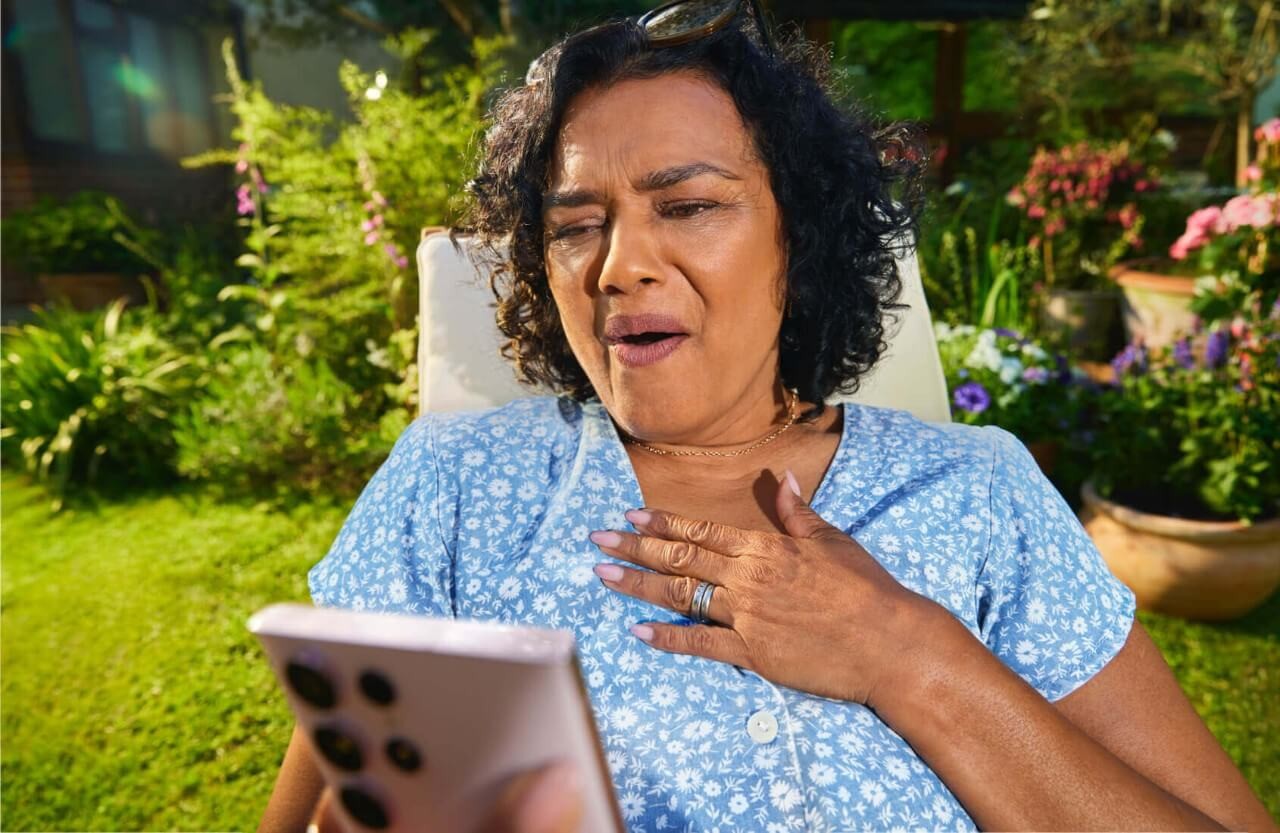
[308,417,455,616]
[975,427,1136,702]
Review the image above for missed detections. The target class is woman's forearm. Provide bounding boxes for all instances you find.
[871,606,1227,832]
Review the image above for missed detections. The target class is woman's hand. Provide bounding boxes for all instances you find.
[589,471,946,707]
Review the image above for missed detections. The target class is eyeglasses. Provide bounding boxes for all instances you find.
[526,0,777,85]
[638,0,777,54]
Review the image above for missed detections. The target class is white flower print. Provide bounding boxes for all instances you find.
[619,792,646,820]
[1027,597,1048,624]
[462,449,485,467]
[728,794,749,814]
[885,757,910,780]
[651,684,678,707]
[770,780,803,812]
[1072,616,1088,635]
[809,761,837,786]
[568,564,595,586]
[859,779,888,807]
[683,720,713,740]
[532,593,555,614]
[488,478,512,498]
[618,650,642,673]
[588,669,605,687]
[1014,640,1040,666]
[497,576,521,599]
[610,705,638,731]
[387,577,407,604]
[814,741,833,758]
[673,767,702,793]
[753,745,782,770]
[685,684,704,703]
[703,780,722,798]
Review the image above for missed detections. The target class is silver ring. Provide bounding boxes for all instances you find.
[690,580,715,623]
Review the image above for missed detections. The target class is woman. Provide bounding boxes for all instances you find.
[261,3,1275,831]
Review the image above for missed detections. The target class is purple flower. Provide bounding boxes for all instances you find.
[1111,342,1148,380]
[1054,354,1072,383]
[1022,366,1049,383]
[1173,337,1195,369]
[235,184,254,216]
[994,327,1023,342]
[1204,329,1229,369]
[953,381,991,414]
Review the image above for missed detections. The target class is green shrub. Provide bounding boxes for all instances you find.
[0,301,195,508]
[0,192,152,275]
[172,343,410,501]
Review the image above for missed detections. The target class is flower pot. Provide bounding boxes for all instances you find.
[1040,288,1122,360]
[1109,259,1199,349]
[36,273,146,311]
[1078,480,1280,621]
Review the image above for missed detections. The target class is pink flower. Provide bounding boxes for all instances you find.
[395,256,409,269]
[1044,218,1066,236]
[361,219,376,232]
[236,184,254,216]
[1028,204,1046,219]
[1244,164,1262,183]
[1254,118,1280,144]
[371,191,387,207]
[1220,194,1275,231]
[1186,206,1225,235]
[235,159,249,174]
[364,230,380,245]
[383,242,399,258]
[1169,229,1207,260]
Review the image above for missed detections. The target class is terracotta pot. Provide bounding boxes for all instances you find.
[37,273,146,311]
[1078,480,1280,621]
[1040,288,1122,361]
[1109,259,1200,349]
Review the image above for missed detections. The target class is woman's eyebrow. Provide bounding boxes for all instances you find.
[541,161,741,212]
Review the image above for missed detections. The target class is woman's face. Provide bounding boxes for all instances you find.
[543,70,787,444]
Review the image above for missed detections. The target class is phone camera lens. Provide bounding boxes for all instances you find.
[314,725,363,771]
[358,670,395,705]
[339,785,389,830]
[285,657,336,709]
[385,737,422,772]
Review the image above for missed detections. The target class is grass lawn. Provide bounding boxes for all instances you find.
[2,469,1278,830]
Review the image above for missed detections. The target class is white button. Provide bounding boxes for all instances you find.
[747,710,778,744]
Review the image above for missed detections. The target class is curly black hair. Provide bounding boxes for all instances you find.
[457,14,926,421]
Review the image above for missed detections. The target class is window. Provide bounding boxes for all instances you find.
[5,0,225,158]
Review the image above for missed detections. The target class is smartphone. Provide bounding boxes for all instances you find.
[249,603,624,833]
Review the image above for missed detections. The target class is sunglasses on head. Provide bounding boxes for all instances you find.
[525,0,778,86]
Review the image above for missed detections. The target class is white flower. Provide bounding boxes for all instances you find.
[809,761,837,786]
[584,470,607,490]
[1015,640,1039,666]
[588,670,605,687]
[999,357,1023,385]
[923,564,941,584]
[685,684,704,702]
[859,779,887,807]
[1072,616,1088,635]
[1027,597,1048,624]
[610,705,638,731]
[606,749,627,773]
[683,719,713,740]
[674,767,702,793]
[770,780,803,812]
[488,478,512,498]
[532,593,555,614]
[619,792,646,820]
[387,577,407,604]
[753,745,781,770]
[651,684,677,707]
[462,449,485,467]
[814,741,833,758]
[498,576,522,599]
[885,756,910,780]
[618,651,642,673]
[568,564,595,586]
[728,794,749,814]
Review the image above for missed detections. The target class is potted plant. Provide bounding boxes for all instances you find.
[1007,139,1158,359]
[1111,117,1280,347]
[934,323,1083,476]
[0,192,151,310]
[1080,310,1280,621]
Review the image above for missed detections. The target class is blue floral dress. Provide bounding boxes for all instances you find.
[309,396,1136,832]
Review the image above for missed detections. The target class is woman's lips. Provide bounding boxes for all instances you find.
[610,334,689,368]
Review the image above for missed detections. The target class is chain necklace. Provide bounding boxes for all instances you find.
[621,390,800,458]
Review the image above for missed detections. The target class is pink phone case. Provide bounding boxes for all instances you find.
[249,603,624,833]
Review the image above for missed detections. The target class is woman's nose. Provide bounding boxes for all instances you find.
[596,217,664,296]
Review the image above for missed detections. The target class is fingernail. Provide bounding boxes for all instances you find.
[625,509,652,526]
[593,563,624,582]
[785,469,802,498]
[589,530,622,548]
[513,760,580,830]
[630,624,654,642]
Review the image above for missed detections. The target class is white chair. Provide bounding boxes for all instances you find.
[416,228,950,422]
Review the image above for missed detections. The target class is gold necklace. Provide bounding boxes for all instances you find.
[622,390,800,458]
